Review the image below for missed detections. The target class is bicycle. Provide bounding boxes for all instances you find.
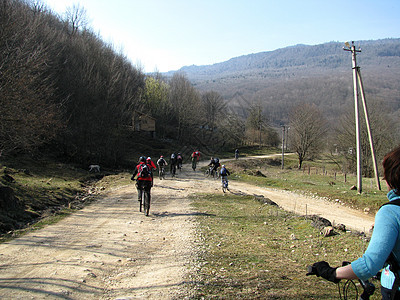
[171,164,176,178]
[177,162,182,173]
[307,262,376,300]
[139,192,150,216]
[204,166,218,179]
[143,193,150,216]
[158,166,165,180]
[192,158,197,171]
[221,176,229,193]
[137,185,151,216]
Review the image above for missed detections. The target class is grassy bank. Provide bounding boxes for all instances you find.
[189,193,380,299]
[226,153,387,214]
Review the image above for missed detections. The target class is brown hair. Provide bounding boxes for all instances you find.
[383,145,400,193]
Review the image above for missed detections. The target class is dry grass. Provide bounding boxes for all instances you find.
[188,193,381,299]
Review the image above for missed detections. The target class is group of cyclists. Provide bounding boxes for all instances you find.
[131,145,400,298]
[131,150,233,215]
[152,152,186,179]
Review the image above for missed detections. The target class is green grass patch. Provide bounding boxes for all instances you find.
[189,193,381,299]
[227,153,387,214]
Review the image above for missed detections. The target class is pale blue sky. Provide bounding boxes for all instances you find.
[44,0,400,72]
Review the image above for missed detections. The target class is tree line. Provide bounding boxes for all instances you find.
[3,0,392,176]
[1,0,280,167]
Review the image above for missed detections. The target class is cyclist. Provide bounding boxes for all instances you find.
[191,150,200,171]
[146,157,157,170]
[220,165,230,190]
[170,153,177,177]
[209,157,221,176]
[177,153,183,171]
[307,145,400,299]
[131,156,152,215]
[146,157,157,185]
[235,148,239,160]
[157,155,167,179]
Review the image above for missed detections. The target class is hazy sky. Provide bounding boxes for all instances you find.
[44,0,400,72]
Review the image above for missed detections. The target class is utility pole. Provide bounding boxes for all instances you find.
[357,64,381,191]
[285,126,290,151]
[258,106,262,147]
[344,41,381,192]
[281,125,285,169]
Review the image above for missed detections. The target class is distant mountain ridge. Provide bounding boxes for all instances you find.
[164,38,400,126]
[172,39,400,78]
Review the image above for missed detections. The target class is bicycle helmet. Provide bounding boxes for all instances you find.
[147,157,151,160]
[222,165,225,168]
[160,155,164,158]
[139,156,146,162]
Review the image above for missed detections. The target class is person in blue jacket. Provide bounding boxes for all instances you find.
[309,145,400,299]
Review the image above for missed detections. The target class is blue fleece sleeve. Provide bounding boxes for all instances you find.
[351,206,399,281]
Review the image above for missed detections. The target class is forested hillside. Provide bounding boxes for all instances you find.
[0,0,244,166]
[2,0,399,174]
[168,39,400,127]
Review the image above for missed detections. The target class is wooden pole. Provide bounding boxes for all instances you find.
[344,41,362,193]
[356,70,381,191]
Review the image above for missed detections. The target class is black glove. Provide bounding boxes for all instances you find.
[307,261,340,283]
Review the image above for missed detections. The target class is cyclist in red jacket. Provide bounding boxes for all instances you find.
[131,156,152,214]
[191,150,201,171]
[146,157,157,185]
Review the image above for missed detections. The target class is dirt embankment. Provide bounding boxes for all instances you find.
[0,158,375,299]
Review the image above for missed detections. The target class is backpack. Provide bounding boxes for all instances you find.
[171,153,176,160]
[138,164,151,178]
[220,168,227,176]
[214,157,219,163]
[177,155,182,160]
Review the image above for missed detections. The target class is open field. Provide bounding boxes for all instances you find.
[189,193,381,299]
[0,149,388,299]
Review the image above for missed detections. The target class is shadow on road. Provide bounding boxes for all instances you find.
[152,211,215,218]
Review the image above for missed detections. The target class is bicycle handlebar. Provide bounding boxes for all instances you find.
[306,262,375,300]
[306,264,317,276]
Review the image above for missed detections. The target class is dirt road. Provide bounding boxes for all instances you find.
[0,158,375,299]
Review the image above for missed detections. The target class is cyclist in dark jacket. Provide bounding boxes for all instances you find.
[208,157,221,176]
[170,153,177,176]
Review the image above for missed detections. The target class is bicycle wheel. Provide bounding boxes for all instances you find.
[143,192,150,216]
[222,181,226,193]
[159,169,163,180]
[172,166,176,178]
[204,169,210,177]
[139,200,142,212]
[192,160,197,171]
[213,169,219,180]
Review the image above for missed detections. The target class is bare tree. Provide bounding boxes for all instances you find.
[142,76,172,137]
[202,91,226,131]
[65,4,88,35]
[245,103,278,146]
[289,103,327,169]
[336,99,397,176]
[0,0,62,155]
[168,73,202,141]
